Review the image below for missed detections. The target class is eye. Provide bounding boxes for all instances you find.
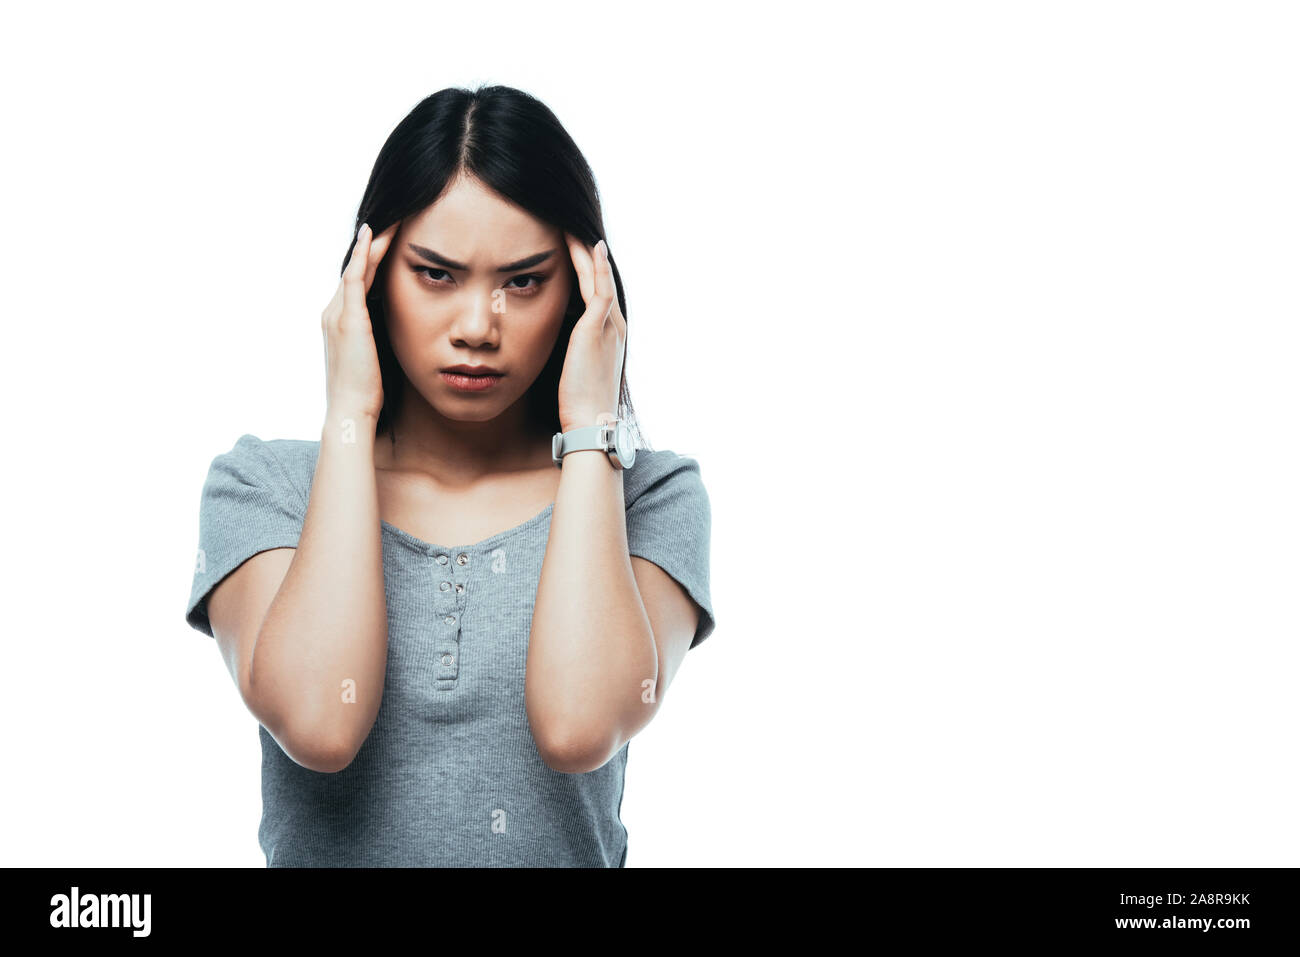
[411,267,548,294]
[505,273,547,294]
[412,265,453,286]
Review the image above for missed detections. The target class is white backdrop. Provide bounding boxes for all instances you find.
[2,0,1296,867]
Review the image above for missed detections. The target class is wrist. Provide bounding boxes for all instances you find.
[323,407,379,444]
[552,412,636,470]
[558,410,617,433]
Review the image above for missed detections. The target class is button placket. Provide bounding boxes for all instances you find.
[431,551,460,685]
[454,552,468,597]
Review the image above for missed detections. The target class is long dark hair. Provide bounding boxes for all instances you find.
[338,84,649,452]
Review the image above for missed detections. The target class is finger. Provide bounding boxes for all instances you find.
[590,239,615,326]
[566,231,594,303]
[566,232,595,305]
[364,221,400,293]
[343,223,371,317]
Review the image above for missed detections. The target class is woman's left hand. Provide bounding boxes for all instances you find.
[557,233,626,433]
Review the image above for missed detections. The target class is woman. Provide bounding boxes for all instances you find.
[184,85,716,867]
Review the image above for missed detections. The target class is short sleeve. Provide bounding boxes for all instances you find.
[625,452,716,650]
[185,434,306,638]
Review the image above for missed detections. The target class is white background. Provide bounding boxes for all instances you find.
[2,0,1296,867]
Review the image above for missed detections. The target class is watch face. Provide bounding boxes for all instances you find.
[614,422,635,467]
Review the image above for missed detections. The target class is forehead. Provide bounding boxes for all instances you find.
[403,174,556,251]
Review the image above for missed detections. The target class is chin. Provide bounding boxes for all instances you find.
[431,383,515,418]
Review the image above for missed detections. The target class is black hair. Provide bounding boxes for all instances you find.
[338,84,649,451]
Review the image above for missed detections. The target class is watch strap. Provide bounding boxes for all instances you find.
[552,424,611,466]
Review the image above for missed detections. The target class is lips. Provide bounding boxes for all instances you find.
[443,364,503,376]
[440,369,504,392]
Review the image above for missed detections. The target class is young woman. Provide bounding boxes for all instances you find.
[184,85,715,867]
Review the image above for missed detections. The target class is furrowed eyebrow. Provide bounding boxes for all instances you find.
[407,244,558,273]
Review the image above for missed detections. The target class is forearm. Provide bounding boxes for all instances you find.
[250,408,389,764]
[526,449,658,768]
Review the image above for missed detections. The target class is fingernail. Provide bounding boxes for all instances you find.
[597,239,608,259]
[358,222,369,239]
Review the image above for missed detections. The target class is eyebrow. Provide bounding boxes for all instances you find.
[406,244,558,272]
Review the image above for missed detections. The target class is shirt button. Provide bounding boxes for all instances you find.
[439,581,450,592]
[441,653,454,666]
[454,583,464,594]
[436,554,449,565]
[456,552,469,566]
[445,615,456,625]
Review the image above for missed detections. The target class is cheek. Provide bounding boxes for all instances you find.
[380,273,412,336]
[515,280,569,339]
[518,315,562,368]
[381,291,418,351]
[383,295,445,363]
[539,282,573,340]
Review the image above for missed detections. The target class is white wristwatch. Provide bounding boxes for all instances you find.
[552,414,637,470]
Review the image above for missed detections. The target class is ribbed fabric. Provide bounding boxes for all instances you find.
[185,433,715,867]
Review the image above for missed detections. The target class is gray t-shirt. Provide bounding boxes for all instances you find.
[185,433,715,867]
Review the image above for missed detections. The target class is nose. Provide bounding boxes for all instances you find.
[449,288,501,347]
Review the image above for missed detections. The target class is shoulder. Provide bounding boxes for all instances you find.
[206,433,320,510]
[622,447,709,512]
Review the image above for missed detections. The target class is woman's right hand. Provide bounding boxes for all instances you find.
[322,221,399,422]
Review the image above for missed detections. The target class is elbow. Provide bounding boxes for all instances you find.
[244,653,367,774]
[282,724,362,774]
[534,724,617,774]
[251,694,365,774]
[309,742,361,775]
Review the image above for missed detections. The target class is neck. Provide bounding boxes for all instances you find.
[376,387,553,482]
